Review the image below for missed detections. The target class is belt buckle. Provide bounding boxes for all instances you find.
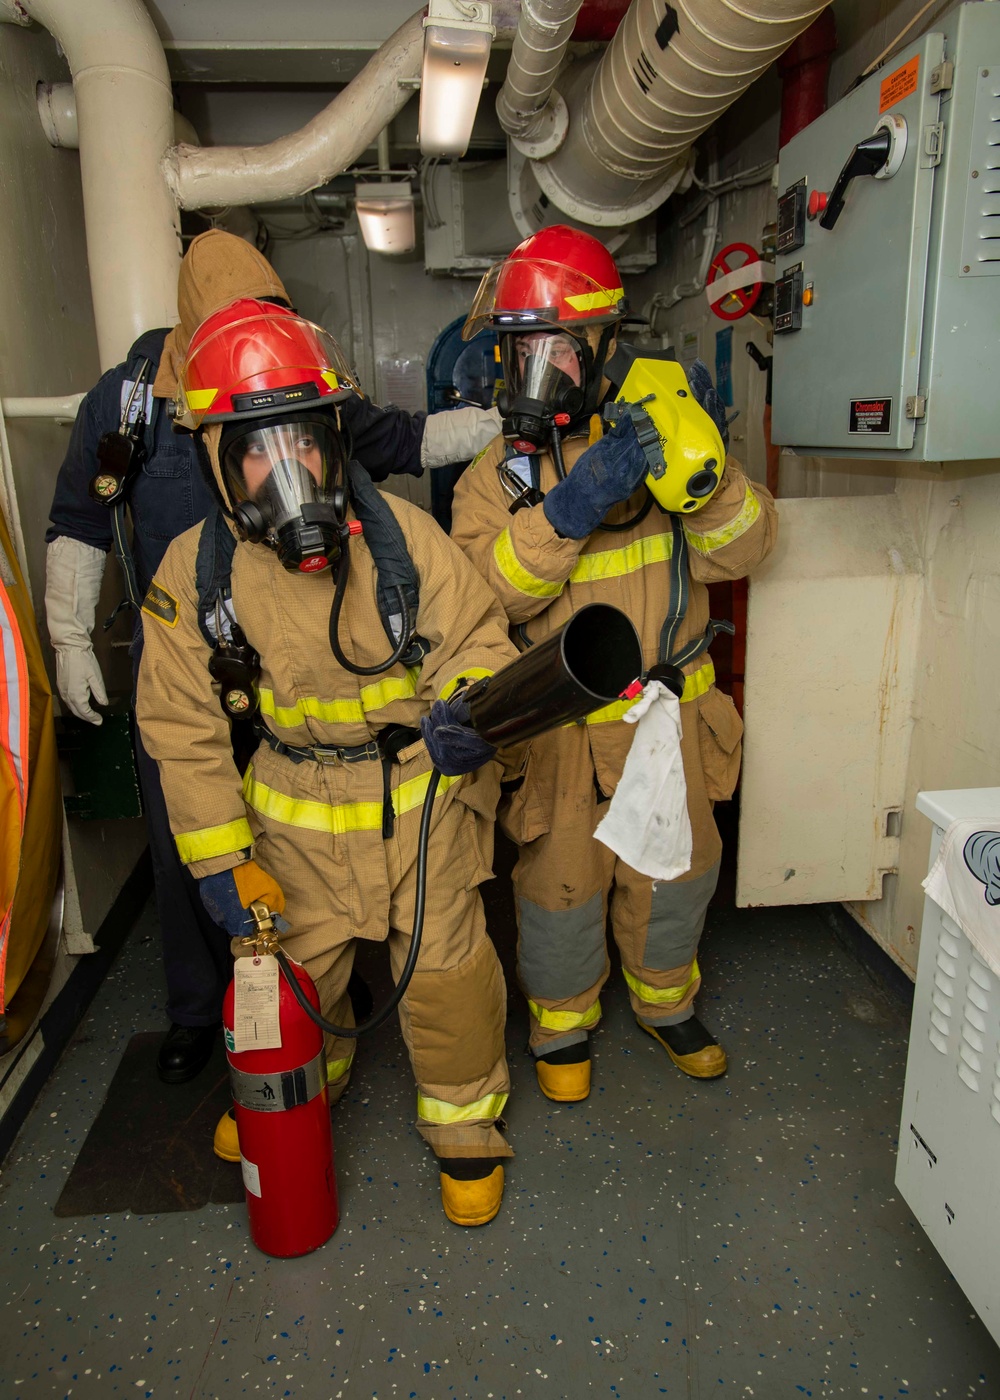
[314,747,343,766]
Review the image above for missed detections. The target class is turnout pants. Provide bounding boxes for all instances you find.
[243,740,511,1161]
[134,723,233,1027]
[508,719,722,1056]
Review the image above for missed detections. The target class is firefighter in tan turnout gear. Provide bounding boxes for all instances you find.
[136,298,518,1227]
[451,225,778,1103]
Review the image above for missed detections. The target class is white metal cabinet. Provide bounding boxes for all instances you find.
[895,788,1000,1347]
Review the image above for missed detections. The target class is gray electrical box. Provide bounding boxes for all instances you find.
[772,2,1000,461]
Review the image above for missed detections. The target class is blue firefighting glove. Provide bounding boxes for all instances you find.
[542,413,648,540]
[420,696,497,777]
[198,859,286,939]
[687,358,731,450]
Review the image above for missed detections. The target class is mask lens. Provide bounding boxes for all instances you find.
[222,417,345,530]
[500,331,584,411]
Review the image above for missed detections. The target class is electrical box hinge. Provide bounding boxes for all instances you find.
[922,122,945,168]
[905,394,927,420]
[930,59,954,94]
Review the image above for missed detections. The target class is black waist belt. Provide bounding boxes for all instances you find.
[259,723,422,840]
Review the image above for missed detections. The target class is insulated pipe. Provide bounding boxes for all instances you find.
[8,0,182,369]
[495,0,585,158]
[164,11,424,211]
[36,83,199,151]
[531,0,832,226]
[2,395,85,421]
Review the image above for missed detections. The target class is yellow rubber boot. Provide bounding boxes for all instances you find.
[440,1161,504,1226]
[638,1015,727,1079]
[213,1107,240,1162]
[535,1044,591,1102]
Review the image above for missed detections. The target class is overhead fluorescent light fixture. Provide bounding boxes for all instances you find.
[354,181,416,255]
[419,0,494,159]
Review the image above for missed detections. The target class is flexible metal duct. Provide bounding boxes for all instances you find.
[495,0,586,157]
[528,0,832,226]
[163,11,424,211]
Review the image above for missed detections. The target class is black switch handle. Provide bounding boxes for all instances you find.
[819,129,892,230]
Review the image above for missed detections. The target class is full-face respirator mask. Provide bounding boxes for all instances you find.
[219,412,349,575]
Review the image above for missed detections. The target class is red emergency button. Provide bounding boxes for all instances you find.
[807,190,828,220]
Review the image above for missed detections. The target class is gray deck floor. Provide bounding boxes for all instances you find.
[0,870,996,1399]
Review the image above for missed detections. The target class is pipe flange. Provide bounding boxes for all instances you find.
[510,91,569,161]
[530,155,686,228]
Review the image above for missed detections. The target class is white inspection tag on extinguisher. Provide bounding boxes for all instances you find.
[232,955,283,1052]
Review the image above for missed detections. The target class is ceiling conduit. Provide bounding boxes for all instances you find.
[163,10,425,211]
[509,0,833,227]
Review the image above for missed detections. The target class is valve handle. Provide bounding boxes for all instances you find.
[819,129,892,230]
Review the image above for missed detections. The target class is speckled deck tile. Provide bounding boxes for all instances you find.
[0,886,996,1398]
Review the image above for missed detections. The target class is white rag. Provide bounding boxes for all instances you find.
[924,817,1000,978]
[594,680,692,882]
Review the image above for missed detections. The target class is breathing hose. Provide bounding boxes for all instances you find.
[273,768,441,1038]
[327,525,413,676]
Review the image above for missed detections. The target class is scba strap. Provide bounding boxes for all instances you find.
[194,466,429,714]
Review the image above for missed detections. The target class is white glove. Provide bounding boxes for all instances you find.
[594,680,692,883]
[420,405,502,469]
[45,535,109,724]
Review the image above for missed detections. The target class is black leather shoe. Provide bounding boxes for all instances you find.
[156,1023,218,1084]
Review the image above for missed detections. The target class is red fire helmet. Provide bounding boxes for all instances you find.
[174,298,359,429]
[463,225,628,341]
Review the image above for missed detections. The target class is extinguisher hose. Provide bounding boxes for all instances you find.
[273,768,441,1039]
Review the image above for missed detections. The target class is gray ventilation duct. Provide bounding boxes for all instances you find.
[500,0,831,227]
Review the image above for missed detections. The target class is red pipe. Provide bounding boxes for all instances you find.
[571,0,631,42]
[777,9,837,148]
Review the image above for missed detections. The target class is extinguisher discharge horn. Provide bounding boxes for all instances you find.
[464,603,642,747]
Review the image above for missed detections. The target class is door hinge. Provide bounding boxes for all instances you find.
[930,59,954,94]
[921,122,945,168]
[905,394,927,420]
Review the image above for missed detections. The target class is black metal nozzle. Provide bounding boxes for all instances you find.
[464,603,643,747]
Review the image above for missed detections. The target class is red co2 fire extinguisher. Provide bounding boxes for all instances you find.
[222,904,338,1258]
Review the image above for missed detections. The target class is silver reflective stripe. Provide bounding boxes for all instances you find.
[229,1050,327,1113]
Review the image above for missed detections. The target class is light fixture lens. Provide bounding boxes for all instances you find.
[354,181,416,255]
[418,23,491,159]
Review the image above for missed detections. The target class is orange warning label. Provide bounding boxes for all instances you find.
[879,55,920,113]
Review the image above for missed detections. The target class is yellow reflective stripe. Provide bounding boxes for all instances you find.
[440,667,494,702]
[258,672,418,730]
[584,660,716,726]
[320,370,342,392]
[174,817,253,865]
[623,959,700,1006]
[685,484,761,555]
[564,285,624,312]
[327,1054,354,1084]
[242,766,460,835]
[570,530,673,584]
[184,386,217,411]
[527,998,601,1032]
[494,528,565,599]
[417,1090,508,1124]
[679,660,714,702]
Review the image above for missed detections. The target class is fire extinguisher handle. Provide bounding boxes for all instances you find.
[273,768,442,1039]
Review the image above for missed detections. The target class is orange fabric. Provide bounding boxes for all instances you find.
[0,507,62,1009]
[232,859,285,915]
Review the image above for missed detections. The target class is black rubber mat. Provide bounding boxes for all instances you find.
[53,1030,243,1217]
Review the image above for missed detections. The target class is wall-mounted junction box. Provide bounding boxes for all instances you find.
[772,2,1000,461]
